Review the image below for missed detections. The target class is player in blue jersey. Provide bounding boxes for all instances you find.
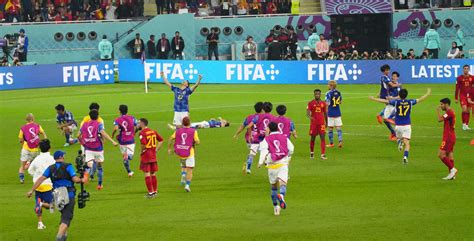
[161,71,202,127]
[384,72,403,123]
[325,80,343,148]
[376,65,400,141]
[370,88,431,164]
[55,104,79,147]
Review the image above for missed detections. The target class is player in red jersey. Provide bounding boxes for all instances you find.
[436,98,458,180]
[307,89,328,160]
[455,65,473,131]
[138,118,164,198]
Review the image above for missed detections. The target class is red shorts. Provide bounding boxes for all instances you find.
[440,139,455,153]
[140,162,158,173]
[309,123,326,136]
[459,95,469,107]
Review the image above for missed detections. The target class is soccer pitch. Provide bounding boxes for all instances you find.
[0,83,472,241]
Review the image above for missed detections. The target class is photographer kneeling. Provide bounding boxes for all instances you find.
[27,150,86,241]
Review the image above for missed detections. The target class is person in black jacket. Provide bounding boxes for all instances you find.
[147,35,157,59]
[127,33,145,59]
[267,38,282,60]
[287,28,298,60]
[157,33,171,59]
[207,28,219,60]
[171,31,185,60]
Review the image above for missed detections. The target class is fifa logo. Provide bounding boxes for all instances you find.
[307,64,362,81]
[226,64,280,81]
[62,64,113,83]
[144,63,199,80]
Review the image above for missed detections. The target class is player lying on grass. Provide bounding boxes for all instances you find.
[161,71,202,128]
[436,98,458,180]
[258,122,294,216]
[168,117,200,192]
[369,88,431,164]
[307,89,327,160]
[233,102,264,175]
[376,64,400,141]
[19,113,47,184]
[55,104,79,147]
[111,105,138,177]
[325,80,343,148]
[168,117,230,130]
[138,118,163,198]
[27,139,55,230]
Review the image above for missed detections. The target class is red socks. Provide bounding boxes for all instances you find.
[310,140,315,153]
[145,176,153,193]
[321,140,326,155]
[441,157,454,170]
[151,175,158,193]
[462,112,470,125]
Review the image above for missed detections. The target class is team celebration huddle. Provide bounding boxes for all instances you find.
[16,65,473,239]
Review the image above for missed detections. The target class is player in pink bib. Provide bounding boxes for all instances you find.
[18,113,47,183]
[112,105,138,177]
[258,122,294,216]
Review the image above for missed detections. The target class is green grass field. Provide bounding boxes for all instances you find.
[0,83,472,241]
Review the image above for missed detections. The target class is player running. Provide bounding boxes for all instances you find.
[168,117,200,192]
[55,104,79,147]
[79,110,118,190]
[161,71,202,127]
[258,122,294,216]
[307,89,328,160]
[138,118,164,198]
[274,105,297,139]
[79,103,104,180]
[375,65,399,140]
[369,88,431,164]
[111,105,138,177]
[27,139,55,229]
[18,113,47,184]
[436,98,458,180]
[455,65,473,130]
[325,80,343,148]
[233,102,264,174]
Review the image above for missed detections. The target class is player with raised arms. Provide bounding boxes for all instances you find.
[369,88,431,164]
[375,65,399,140]
[436,98,458,180]
[168,117,200,192]
[454,64,473,131]
[161,71,202,128]
[233,102,264,174]
[307,89,328,160]
[138,118,164,198]
[78,110,118,190]
[112,105,138,177]
[274,105,297,139]
[258,122,294,216]
[18,113,47,184]
[325,80,343,148]
[55,104,79,147]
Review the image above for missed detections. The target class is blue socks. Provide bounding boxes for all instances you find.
[185,180,191,186]
[246,155,254,170]
[123,159,131,173]
[271,187,278,206]
[404,151,409,158]
[98,167,103,185]
[328,130,334,144]
[337,129,343,142]
[181,171,186,176]
[384,121,396,135]
[65,133,70,143]
[280,185,287,196]
[19,172,24,181]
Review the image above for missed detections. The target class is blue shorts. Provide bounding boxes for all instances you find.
[35,190,53,203]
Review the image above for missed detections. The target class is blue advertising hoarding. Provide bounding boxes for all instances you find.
[0,61,114,91]
[119,59,474,84]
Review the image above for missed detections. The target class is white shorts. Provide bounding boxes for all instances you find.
[268,164,289,184]
[66,124,78,132]
[327,117,343,127]
[395,125,411,140]
[173,112,189,125]
[180,156,195,168]
[191,121,209,129]
[248,143,259,156]
[119,144,135,156]
[384,105,395,118]
[20,149,39,162]
[85,150,105,163]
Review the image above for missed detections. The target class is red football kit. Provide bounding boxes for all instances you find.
[455,74,473,106]
[307,99,327,136]
[139,127,163,173]
[440,109,456,153]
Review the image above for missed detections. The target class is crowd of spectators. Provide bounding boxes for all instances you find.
[126,31,185,60]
